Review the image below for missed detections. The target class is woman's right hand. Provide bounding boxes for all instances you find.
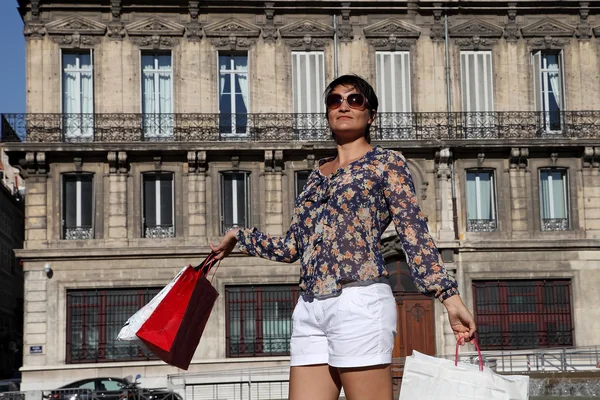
[210,228,240,260]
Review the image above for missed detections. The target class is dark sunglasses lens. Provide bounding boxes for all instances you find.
[347,94,366,108]
[326,94,343,109]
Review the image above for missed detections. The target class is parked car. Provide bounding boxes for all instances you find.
[0,379,24,400]
[43,376,181,400]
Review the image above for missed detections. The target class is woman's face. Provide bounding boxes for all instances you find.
[326,84,375,142]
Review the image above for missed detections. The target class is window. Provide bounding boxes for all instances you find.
[473,280,573,350]
[63,174,94,240]
[294,170,311,198]
[219,54,249,136]
[66,288,161,363]
[465,170,497,232]
[62,51,94,141]
[460,51,494,132]
[141,53,173,139]
[292,52,326,139]
[221,171,250,234]
[540,169,569,231]
[376,51,412,138]
[532,51,565,132]
[225,285,300,357]
[386,257,419,293]
[142,173,174,238]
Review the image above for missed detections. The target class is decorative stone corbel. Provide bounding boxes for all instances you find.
[108,151,117,174]
[509,147,529,169]
[264,150,274,172]
[582,146,600,169]
[435,148,452,180]
[231,156,240,169]
[576,2,592,40]
[117,152,128,174]
[337,3,354,43]
[430,3,444,41]
[197,151,207,173]
[504,3,520,42]
[187,151,197,173]
[74,157,83,173]
[261,2,278,42]
[186,0,203,42]
[274,150,284,172]
[477,152,485,167]
[307,154,315,169]
[421,181,429,200]
[550,152,559,167]
[153,156,162,171]
[36,152,47,175]
[25,152,36,175]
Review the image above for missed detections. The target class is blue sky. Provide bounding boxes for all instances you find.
[0,1,25,113]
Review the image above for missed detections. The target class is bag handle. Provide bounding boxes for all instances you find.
[194,252,217,273]
[455,337,484,371]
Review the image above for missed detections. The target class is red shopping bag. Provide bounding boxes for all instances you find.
[136,253,220,370]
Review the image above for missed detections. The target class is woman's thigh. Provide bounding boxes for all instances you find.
[338,364,393,400]
[289,364,342,400]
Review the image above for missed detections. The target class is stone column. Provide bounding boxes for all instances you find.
[263,150,284,235]
[582,147,600,237]
[24,152,48,249]
[106,152,128,240]
[435,148,455,241]
[187,151,208,241]
[509,148,530,238]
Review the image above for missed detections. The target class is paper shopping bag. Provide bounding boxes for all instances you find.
[399,339,529,400]
[135,253,220,370]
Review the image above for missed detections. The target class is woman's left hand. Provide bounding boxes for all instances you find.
[442,294,477,344]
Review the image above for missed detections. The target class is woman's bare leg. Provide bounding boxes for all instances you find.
[338,364,393,400]
[289,364,342,400]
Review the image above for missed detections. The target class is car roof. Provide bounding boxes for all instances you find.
[61,378,125,388]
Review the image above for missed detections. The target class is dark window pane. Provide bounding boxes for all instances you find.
[159,175,173,226]
[295,171,310,198]
[80,176,93,226]
[64,176,78,227]
[143,175,156,227]
[222,172,248,232]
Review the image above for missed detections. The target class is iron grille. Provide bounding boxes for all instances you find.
[66,287,161,363]
[225,285,300,357]
[473,280,573,350]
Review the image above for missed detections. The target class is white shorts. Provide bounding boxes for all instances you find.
[290,283,397,368]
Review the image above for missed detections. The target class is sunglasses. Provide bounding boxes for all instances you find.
[326,93,369,111]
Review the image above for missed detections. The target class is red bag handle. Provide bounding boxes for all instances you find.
[455,337,484,371]
[193,252,221,284]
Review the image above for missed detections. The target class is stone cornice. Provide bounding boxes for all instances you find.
[279,18,334,50]
[203,17,261,38]
[449,19,504,38]
[45,15,107,36]
[125,16,185,37]
[521,18,576,38]
[364,18,420,50]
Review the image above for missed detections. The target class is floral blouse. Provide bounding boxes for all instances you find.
[236,145,459,301]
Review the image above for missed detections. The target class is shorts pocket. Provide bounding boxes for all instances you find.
[337,285,383,320]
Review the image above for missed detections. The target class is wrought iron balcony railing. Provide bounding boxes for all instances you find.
[64,226,94,240]
[541,218,569,231]
[144,224,175,238]
[467,219,498,232]
[2,111,600,143]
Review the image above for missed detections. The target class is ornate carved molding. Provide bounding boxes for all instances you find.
[576,2,592,40]
[521,18,576,38]
[51,33,102,48]
[110,0,122,19]
[527,36,568,49]
[509,147,529,169]
[430,3,444,41]
[274,150,284,172]
[504,3,520,42]
[30,0,41,20]
[381,237,403,258]
[364,18,420,50]
[261,2,278,42]
[187,151,198,173]
[435,148,452,180]
[186,22,203,42]
[107,23,126,41]
[36,152,47,175]
[280,18,334,49]
[74,157,83,173]
[23,151,48,178]
[189,0,200,20]
[582,146,600,169]
[231,156,240,169]
[45,15,107,36]
[204,18,260,49]
[449,19,504,38]
[23,23,46,40]
[306,154,315,169]
[153,156,162,171]
[130,35,179,49]
[454,36,498,50]
[197,151,207,173]
[477,152,485,168]
[126,17,186,37]
[264,150,274,172]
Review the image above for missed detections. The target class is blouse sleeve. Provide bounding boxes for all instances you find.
[235,219,300,263]
[382,151,459,302]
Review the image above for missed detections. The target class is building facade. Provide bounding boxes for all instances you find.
[0,149,24,379]
[2,0,600,391]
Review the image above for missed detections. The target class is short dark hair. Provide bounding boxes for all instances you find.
[323,74,379,143]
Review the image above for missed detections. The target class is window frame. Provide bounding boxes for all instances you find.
[538,167,570,231]
[140,51,174,138]
[66,287,162,364]
[375,51,412,113]
[141,172,175,238]
[532,50,566,133]
[61,172,95,240]
[61,49,94,140]
[225,284,300,358]
[465,168,497,232]
[472,280,574,350]
[220,171,251,235]
[460,50,494,113]
[294,170,311,199]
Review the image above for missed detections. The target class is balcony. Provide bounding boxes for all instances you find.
[467,219,497,232]
[2,111,600,143]
[541,218,569,232]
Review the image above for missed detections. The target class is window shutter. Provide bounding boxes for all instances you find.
[80,175,93,227]
[222,173,234,227]
[292,52,325,114]
[376,51,411,112]
[532,51,542,112]
[236,173,247,227]
[63,176,78,228]
[461,51,494,112]
[159,174,173,226]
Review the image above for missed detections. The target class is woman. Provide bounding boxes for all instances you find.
[210,75,476,400]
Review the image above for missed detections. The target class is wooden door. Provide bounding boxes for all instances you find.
[392,293,435,359]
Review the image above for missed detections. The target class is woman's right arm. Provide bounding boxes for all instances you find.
[210,221,300,263]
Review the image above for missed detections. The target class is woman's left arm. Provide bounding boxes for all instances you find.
[382,151,459,302]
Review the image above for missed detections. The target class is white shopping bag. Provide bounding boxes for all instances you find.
[399,340,529,400]
[117,266,188,341]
